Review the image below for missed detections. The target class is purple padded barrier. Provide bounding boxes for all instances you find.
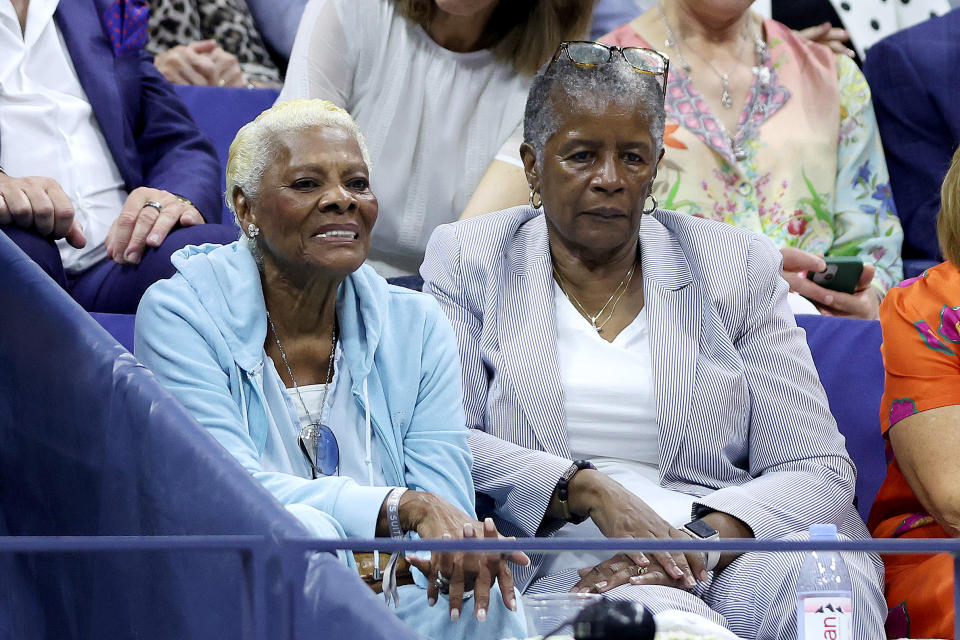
[173,86,280,225]
[0,233,417,640]
[90,312,135,352]
[795,315,887,523]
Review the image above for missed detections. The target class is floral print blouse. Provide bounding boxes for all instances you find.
[603,18,903,292]
[869,261,960,542]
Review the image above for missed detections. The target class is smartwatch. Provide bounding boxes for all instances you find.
[556,459,595,524]
[682,518,720,572]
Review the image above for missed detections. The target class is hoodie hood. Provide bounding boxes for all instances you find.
[170,241,388,385]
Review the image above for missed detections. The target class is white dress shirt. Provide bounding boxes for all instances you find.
[0,0,127,272]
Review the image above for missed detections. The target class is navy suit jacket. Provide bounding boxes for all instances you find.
[0,0,221,222]
[863,9,960,264]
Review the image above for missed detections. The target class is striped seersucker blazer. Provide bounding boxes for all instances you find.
[421,206,870,591]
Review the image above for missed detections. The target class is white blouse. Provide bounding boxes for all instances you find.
[279,0,530,276]
[539,284,695,578]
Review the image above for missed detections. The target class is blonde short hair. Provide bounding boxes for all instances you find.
[937,145,960,266]
[225,99,371,217]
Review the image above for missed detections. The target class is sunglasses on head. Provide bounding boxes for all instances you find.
[548,41,670,98]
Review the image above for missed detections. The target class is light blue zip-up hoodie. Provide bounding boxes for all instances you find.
[134,241,476,542]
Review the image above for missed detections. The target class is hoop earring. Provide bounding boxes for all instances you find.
[642,195,658,215]
[247,223,260,238]
[529,189,543,210]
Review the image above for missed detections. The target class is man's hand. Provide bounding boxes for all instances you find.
[0,173,85,248]
[780,247,880,320]
[106,187,203,264]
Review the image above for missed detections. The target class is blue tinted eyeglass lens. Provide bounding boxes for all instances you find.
[299,423,340,476]
[316,424,339,476]
[565,42,611,66]
[623,48,667,74]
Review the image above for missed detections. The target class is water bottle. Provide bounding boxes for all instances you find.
[796,524,853,640]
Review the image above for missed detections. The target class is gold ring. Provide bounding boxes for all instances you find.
[638,565,648,575]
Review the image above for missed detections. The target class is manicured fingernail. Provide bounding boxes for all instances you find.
[442,532,452,539]
[450,608,460,621]
[629,576,643,585]
[509,597,517,612]
[476,608,486,622]
[125,251,139,263]
[463,523,474,536]
[147,234,160,246]
[428,597,437,607]
[685,576,696,588]
[595,581,607,590]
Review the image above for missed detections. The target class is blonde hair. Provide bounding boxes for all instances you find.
[937,145,960,266]
[392,0,595,76]
[225,99,371,217]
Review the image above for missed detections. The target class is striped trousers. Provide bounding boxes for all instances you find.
[526,532,886,640]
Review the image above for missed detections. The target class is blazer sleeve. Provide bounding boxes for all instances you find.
[132,51,222,222]
[863,34,955,264]
[422,224,574,538]
[693,235,858,538]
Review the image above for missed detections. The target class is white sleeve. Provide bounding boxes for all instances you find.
[278,0,354,107]
[493,123,524,168]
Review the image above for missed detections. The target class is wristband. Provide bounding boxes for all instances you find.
[556,460,595,524]
[385,487,407,539]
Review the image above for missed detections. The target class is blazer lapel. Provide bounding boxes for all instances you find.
[54,0,131,176]
[641,212,702,477]
[497,213,571,458]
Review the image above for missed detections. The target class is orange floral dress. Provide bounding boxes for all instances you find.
[869,261,960,638]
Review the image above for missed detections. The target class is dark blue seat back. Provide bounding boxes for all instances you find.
[0,233,415,640]
[796,315,887,522]
[174,86,280,225]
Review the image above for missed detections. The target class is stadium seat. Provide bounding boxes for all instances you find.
[796,315,887,522]
[174,86,280,225]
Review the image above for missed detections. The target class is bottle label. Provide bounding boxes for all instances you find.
[799,596,852,640]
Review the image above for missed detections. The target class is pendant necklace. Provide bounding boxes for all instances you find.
[267,310,337,476]
[658,2,769,161]
[554,261,637,334]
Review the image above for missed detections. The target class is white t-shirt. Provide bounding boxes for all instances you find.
[539,284,694,577]
[0,0,127,273]
[279,0,530,276]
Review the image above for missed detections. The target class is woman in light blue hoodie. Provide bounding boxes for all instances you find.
[134,99,527,639]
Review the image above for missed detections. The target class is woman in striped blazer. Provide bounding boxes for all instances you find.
[421,42,886,639]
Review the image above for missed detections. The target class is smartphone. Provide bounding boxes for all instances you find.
[806,256,864,294]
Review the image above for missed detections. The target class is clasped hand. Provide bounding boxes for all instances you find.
[398,491,529,622]
[564,470,705,595]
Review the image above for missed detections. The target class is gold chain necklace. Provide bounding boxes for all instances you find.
[553,261,637,334]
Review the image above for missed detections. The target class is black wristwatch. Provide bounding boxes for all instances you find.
[556,459,596,524]
[682,518,721,571]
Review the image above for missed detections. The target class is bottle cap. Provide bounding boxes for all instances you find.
[809,523,838,541]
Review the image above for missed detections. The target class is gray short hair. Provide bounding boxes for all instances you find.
[523,54,666,162]
[225,99,371,258]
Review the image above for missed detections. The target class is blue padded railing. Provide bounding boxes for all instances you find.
[4,535,958,638]
[0,232,418,640]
